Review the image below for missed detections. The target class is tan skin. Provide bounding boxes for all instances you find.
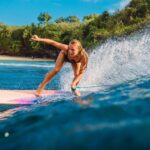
[31,35,87,96]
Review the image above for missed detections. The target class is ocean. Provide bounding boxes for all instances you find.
[0,27,150,150]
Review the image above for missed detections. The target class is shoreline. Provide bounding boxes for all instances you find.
[0,55,54,61]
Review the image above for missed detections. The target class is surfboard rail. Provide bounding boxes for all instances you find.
[0,90,60,104]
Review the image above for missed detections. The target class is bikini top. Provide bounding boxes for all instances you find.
[65,49,88,64]
[61,48,88,73]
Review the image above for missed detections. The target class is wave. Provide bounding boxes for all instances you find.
[60,27,150,91]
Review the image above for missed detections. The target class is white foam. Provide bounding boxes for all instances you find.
[60,27,150,91]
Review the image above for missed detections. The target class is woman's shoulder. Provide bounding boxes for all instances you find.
[80,51,88,64]
[81,50,88,59]
[61,45,69,54]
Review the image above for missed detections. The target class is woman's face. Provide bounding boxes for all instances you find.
[68,44,80,58]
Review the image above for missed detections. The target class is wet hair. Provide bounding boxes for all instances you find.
[69,39,85,54]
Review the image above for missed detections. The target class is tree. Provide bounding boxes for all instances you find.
[135,3,149,18]
[0,24,10,39]
[55,17,65,23]
[0,24,11,53]
[101,11,110,22]
[37,12,52,25]
[83,14,99,22]
[128,0,149,18]
[65,16,80,23]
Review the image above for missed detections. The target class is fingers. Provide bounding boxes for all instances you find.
[31,35,39,41]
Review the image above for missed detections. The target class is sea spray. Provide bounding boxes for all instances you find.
[60,27,150,91]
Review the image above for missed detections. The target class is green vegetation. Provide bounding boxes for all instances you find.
[0,0,150,59]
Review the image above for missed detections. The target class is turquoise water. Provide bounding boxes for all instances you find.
[0,60,61,90]
[1,28,150,150]
[0,61,150,150]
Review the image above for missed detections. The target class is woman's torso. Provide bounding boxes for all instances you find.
[64,48,88,64]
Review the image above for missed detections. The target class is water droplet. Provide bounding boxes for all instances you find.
[4,132,9,138]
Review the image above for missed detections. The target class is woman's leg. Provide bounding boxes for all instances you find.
[36,51,65,95]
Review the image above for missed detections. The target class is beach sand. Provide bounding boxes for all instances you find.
[0,55,53,61]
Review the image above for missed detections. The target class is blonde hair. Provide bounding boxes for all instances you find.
[69,39,85,54]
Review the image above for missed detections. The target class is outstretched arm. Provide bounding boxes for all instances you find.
[31,35,68,50]
[71,71,84,97]
[71,73,83,88]
[71,56,88,96]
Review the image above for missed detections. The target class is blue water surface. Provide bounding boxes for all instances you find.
[0,60,150,150]
[0,60,61,90]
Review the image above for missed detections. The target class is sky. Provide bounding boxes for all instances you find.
[0,0,131,26]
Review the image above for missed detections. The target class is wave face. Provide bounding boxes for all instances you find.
[60,27,150,91]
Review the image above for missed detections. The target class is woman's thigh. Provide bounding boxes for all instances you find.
[55,51,65,70]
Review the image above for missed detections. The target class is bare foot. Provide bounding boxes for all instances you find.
[35,87,43,97]
[35,92,41,97]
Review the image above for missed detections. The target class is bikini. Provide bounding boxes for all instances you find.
[62,49,87,63]
[61,49,88,72]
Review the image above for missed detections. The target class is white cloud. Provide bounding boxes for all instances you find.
[119,0,131,9]
[108,0,131,14]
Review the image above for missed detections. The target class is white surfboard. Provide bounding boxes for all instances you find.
[0,90,62,105]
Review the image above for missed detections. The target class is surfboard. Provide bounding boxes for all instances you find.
[0,90,61,105]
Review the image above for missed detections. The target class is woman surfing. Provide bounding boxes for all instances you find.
[31,35,88,96]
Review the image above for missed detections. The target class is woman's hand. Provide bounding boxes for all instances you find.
[31,35,41,42]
